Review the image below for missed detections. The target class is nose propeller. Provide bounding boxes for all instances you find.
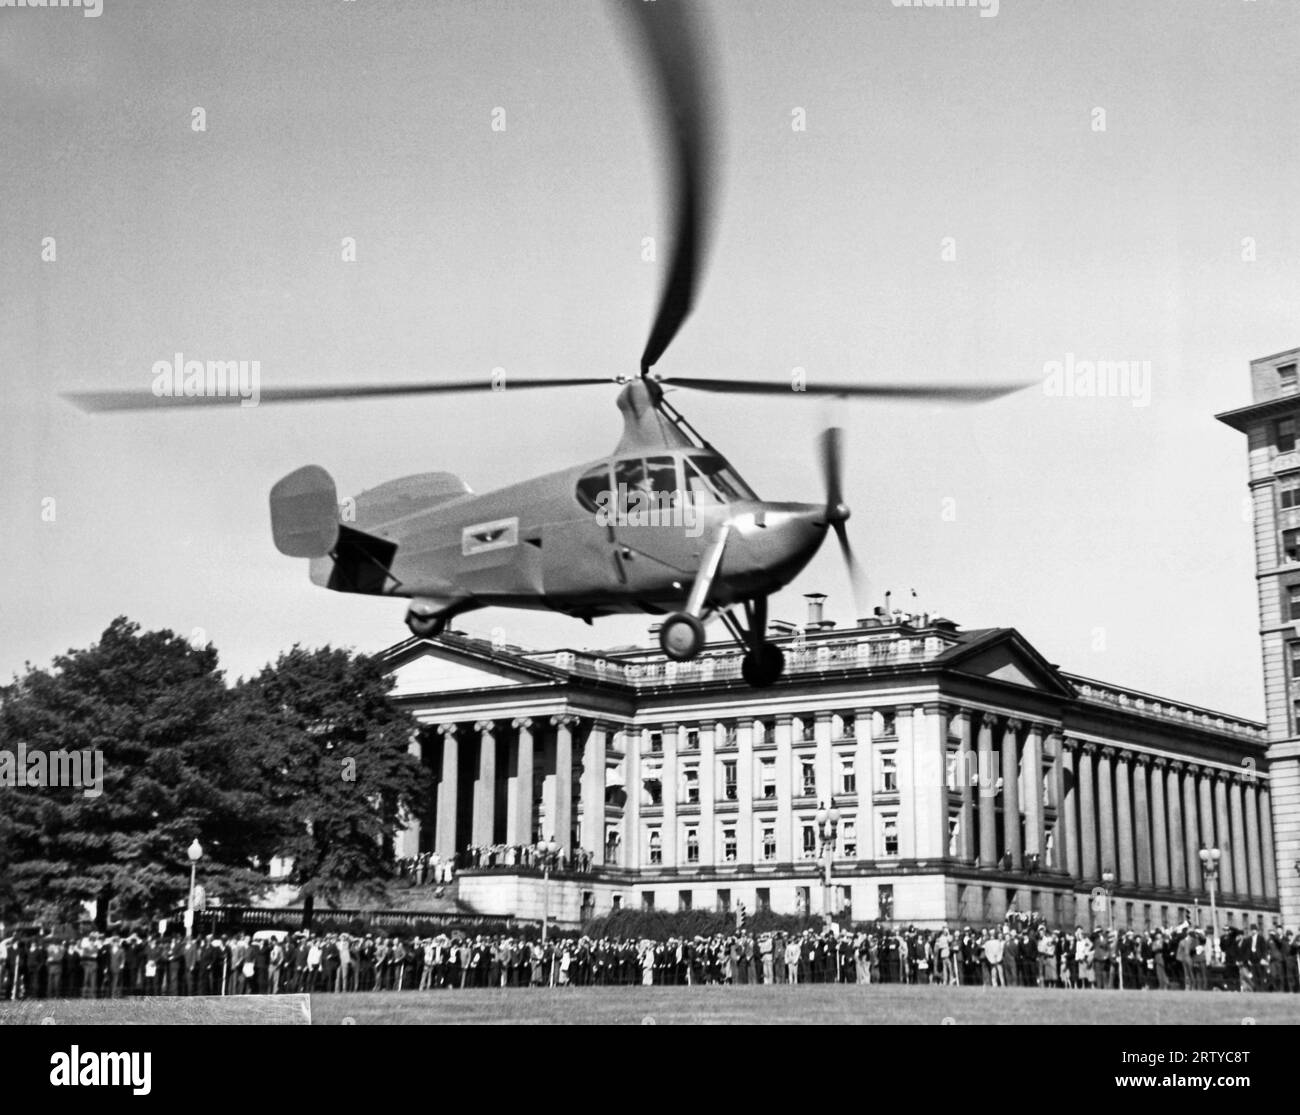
[818,427,870,619]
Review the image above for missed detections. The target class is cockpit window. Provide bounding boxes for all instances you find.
[576,464,610,513]
[614,456,681,508]
[686,454,756,503]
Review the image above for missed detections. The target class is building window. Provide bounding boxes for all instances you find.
[880,812,900,857]
[880,709,897,737]
[612,893,624,911]
[1284,529,1300,563]
[648,830,662,865]
[841,714,856,739]
[800,759,817,798]
[649,731,663,754]
[753,720,768,745]
[1281,477,1300,510]
[1278,417,1297,454]
[795,886,811,915]
[723,760,737,801]
[802,823,817,859]
[643,763,663,806]
[842,820,857,858]
[720,722,736,747]
[684,727,699,751]
[840,755,856,795]
[946,750,959,792]
[685,828,699,863]
[1290,643,1300,679]
[717,888,731,914]
[948,813,961,856]
[878,752,898,794]
[605,828,621,866]
[762,826,776,861]
[723,827,737,863]
[1289,585,1300,622]
[799,718,816,743]
[683,764,699,804]
[756,887,771,914]
[760,757,776,799]
[678,890,692,912]
[1281,363,1298,394]
[642,892,654,911]
[879,884,894,921]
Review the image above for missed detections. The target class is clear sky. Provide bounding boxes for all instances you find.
[3,0,1297,719]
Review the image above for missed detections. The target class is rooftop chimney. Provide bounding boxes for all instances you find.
[804,592,827,630]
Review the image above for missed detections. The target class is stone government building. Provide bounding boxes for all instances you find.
[383,603,1279,931]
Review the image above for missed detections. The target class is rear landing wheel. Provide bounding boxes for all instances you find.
[406,611,446,639]
[741,643,785,688]
[660,612,706,661]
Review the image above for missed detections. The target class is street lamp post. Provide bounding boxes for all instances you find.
[814,802,841,931]
[537,836,560,945]
[1199,846,1222,965]
[1101,867,1122,990]
[185,839,203,940]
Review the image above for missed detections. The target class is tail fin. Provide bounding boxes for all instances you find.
[270,465,341,558]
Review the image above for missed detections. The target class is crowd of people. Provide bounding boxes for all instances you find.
[393,844,599,887]
[2,915,1297,999]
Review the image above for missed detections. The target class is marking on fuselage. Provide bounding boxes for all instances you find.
[462,516,519,556]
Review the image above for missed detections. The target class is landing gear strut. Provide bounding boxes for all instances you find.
[659,523,731,662]
[721,595,785,688]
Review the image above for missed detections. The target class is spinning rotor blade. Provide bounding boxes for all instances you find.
[819,426,871,621]
[619,0,718,373]
[64,377,613,413]
[660,377,1029,402]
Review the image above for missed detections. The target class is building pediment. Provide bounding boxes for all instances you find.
[382,637,558,696]
[936,629,1075,698]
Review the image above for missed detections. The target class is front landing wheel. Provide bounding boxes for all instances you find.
[406,611,446,639]
[660,612,706,661]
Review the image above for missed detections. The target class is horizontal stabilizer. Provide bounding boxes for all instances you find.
[270,465,340,558]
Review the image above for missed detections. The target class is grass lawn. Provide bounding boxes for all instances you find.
[5,985,1297,1025]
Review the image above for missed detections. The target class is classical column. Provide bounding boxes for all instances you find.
[896,707,917,858]
[1198,766,1218,888]
[1062,738,1081,878]
[700,721,717,866]
[435,723,460,860]
[856,707,876,860]
[625,728,642,870]
[581,721,608,857]
[1150,758,1170,890]
[397,731,424,858]
[956,709,975,862]
[1244,778,1264,901]
[774,715,793,862]
[1186,764,1205,891]
[1132,755,1153,889]
[737,719,754,864]
[1167,761,1187,891]
[1212,771,1235,896]
[1096,747,1117,878]
[510,718,534,846]
[472,720,496,846]
[977,713,997,868]
[552,715,579,855]
[1078,743,1098,880]
[1229,775,1249,899]
[815,712,834,805]
[1114,751,1136,886]
[915,704,947,860]
[1024,723,1044,860]
[1258,784,1278,898]
[661,722,678,868]
[1001,718,1022,868]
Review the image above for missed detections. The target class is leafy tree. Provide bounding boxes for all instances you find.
[0,617,280,927]
[235,646,428,927]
